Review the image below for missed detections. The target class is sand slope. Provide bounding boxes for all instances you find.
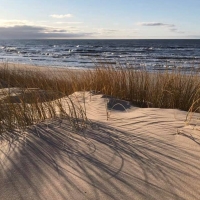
[1,92,200,200]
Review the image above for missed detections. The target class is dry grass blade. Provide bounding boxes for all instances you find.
[0,63,89,140]
[0,62,200,141]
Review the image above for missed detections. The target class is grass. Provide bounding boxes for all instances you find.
[0,62,200,140]
[86,66,200,111]
[0,63,90,140]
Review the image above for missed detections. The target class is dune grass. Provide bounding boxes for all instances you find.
[0,63,90,140]
[0,62,200,139]
[86,66,200,111]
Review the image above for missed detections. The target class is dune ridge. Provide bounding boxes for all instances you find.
[1,91,200,200]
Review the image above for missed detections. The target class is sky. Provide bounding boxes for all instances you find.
[0,0,200,39]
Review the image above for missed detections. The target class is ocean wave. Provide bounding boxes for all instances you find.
[0,39,200,69]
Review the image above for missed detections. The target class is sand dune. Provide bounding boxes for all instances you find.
[1,92,200,200]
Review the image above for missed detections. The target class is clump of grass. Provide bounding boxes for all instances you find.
[85,65,200,111]
[0,63,90,140]
[1,62,200,141]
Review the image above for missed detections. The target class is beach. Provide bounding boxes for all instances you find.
[0,63,200,199]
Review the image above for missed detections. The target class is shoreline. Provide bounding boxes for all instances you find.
[1,61,200,74]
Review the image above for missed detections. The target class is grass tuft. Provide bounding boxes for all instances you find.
[0,62,200,140]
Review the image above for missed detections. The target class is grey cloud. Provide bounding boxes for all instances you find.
[170,28,184,34]
[139,22,175,27]
[99,29,117,32]
[103,29,117,33]
[0,25,93,39]
[51,29,67,33]
[170,28,177,32]
[138,22,185,34]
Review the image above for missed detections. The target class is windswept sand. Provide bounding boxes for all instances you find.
[1,91,200,200]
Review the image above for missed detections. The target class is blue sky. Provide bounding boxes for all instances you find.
[0,0,199,39]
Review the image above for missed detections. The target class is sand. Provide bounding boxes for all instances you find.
[1,90,200,200]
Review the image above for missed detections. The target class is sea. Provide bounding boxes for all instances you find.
[0,39,200,71]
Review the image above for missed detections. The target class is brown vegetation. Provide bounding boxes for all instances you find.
[0,62,200,138]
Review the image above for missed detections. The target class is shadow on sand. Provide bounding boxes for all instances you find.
[1,119,200,200]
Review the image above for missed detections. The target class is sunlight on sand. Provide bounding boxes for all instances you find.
[1,91,200,199]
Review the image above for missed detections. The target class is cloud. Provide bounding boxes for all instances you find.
[170,28,184,34]
[0,25,93,39]
[0,20,31,26]
[170,28,177,32]
[137,22,185,34]
[95,29,119,35]
[100,29,117,33]
[96,28,137,35]
[50,14,72,18]
[0,19,49,27]
[138,22,175,27]
[55,22,82,24]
